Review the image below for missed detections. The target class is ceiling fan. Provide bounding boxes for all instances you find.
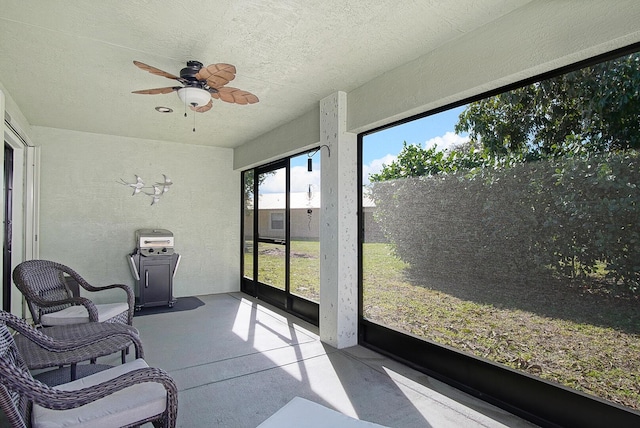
[132,60,259,113]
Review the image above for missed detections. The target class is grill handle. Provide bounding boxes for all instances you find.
[128,255,140,281]
[173,254,182,279]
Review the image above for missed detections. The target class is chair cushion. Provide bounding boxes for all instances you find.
[32,359,167,428]
[41,303,129,326]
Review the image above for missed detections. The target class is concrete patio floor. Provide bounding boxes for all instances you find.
[100,293,538,427]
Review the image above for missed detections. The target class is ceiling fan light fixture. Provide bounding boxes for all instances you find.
[177,87,211,107]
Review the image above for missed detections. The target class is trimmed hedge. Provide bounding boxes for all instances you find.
[370,151,640,293]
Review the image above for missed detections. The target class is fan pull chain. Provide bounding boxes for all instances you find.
[182,96,197,132]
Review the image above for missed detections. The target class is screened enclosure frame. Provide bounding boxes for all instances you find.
[357,42,640,428]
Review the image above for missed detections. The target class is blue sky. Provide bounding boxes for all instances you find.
[361,105,468,184]
[262,104,469,193]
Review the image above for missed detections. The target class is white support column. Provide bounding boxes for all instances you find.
[319,91,358,349]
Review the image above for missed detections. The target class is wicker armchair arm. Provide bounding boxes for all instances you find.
[73,276,135,324]
[88,283,135,322]
[1,312,143,358]
[62,264,134,303]
[0,364,177,413]
[80,281,132,295]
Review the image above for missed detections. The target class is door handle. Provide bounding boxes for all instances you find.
[145,270,149,288]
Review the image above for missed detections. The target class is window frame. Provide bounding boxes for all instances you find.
[269,211,285,231]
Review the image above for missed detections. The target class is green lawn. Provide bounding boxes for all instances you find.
[362,243,640,411]
[245,240,320,301]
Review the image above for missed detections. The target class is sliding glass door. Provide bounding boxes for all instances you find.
[241,150,320,324]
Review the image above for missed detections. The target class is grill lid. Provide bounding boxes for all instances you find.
[135,228,174,255]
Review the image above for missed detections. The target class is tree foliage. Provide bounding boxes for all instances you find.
[455,52,640,156]
[369,141,532,183]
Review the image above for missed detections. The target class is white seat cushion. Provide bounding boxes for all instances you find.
[41,302,128,326]
[32,359,168,428]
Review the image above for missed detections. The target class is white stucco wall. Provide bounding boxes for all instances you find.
[233,105,320,170]
[31,126,240,302]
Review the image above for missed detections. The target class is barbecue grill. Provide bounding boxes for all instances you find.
[128,229,181,310]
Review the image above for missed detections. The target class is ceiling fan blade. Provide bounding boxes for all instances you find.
[196,63,236,89]
[133,61,182,81]
[211,87,259,104]
[189,100,213,113]
[132,87,180,95]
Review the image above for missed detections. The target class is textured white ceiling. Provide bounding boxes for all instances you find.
[0,0,532,148]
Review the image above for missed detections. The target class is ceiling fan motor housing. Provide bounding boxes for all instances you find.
[177,61,210,106]
[180,60,204,83]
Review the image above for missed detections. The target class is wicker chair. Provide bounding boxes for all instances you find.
[12,260,134,327]
[0,310,177,428]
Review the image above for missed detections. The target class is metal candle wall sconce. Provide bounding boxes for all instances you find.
[119,174,173,205]
[307,144,330,172]
[305,144,329,230]
[304,145,329,230]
